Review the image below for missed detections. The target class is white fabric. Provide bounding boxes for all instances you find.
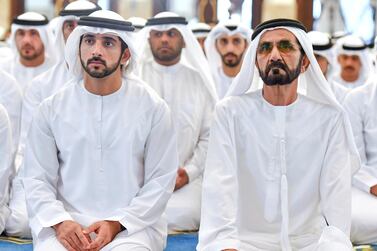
[0,69,22,157]
[65,10,139,80]
[198,26,357,251]
[137,12,217,102]
[22,77,178,248]
[19,61,72,162]
[5,176,31,238]
[138,48,215,183]
[0,105,13,234]
[0,55,54,92]
[329,80,349,104]
[198,92,353,251]
[332,35,371,89]
[344,80,377,193]
[216,66,234,99]
[204,21,252,99]
[351,187,377,244]
[165,178,202,231]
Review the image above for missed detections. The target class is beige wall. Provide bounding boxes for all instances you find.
[0,0,10,38]
[262,0,297,22]
[118,0,153,19]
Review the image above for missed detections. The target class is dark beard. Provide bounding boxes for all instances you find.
[221,52,244,67]
[151,46,183,63]
[80,55,122,79]
[259,56,303,86]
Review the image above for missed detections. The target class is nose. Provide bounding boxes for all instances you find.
[92,40,103,57]
[22,33,32,44]
[269,44,282,62]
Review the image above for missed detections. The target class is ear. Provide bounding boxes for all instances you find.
[121,48,131,65]
[300,54,310,73]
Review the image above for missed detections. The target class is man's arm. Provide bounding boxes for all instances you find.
[320,113,352,235]
[21,102,74,237]
[183,92,215,184]
[197,104,240,251]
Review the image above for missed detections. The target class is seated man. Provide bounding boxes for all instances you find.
[345,79,377,244]
[22,10,177,251]
[198,19,358,250]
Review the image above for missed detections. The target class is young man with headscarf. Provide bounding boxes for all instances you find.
[344,71,377,244]
[333,35,371,89]
[137,12,217,232]
[205,20,252,99]
[0,106,13,235]
[0,12,55,92]
[308,30,348,104]
[198,18,359,251]
[22,10,178,251]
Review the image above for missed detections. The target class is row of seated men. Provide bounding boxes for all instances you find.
[0,0,376,250]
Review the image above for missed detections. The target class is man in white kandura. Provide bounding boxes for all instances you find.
[205,20,252,99]
[333,35,371,89]
[0,12,55,92]
[344,70,377,244]
[198,18,359,251]
[0,106,13,235]
[22,10,178,251]
[307,30,348,104]
[137,12,217,232]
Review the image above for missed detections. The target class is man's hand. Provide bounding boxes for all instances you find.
[53,220,91,251]
[370,184,377,196]
[83,221,122,250]
[174,167,189,191]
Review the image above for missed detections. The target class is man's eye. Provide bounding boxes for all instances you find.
[278,41,294,52]
[84,38,94,44]
[104,41,113,47]
[258,43,272,53]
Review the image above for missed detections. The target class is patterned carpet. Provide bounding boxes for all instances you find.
[0,234,376,250]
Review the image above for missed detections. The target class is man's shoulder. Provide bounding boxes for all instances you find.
[125,74,166,104]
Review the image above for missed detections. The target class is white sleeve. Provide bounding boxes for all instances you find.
[320,113,352,236]
[197,104,240,251]
[104,101,178,235]
[18,78,42,161]
[22,102,73,238]
[184,96,214,182]
[0,106,14,233]
[344,91,377,193]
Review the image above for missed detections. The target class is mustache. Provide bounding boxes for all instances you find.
[87,56,106,66]
[223,52,238,58]
[344,66,355,70]
[265,61,289,75]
